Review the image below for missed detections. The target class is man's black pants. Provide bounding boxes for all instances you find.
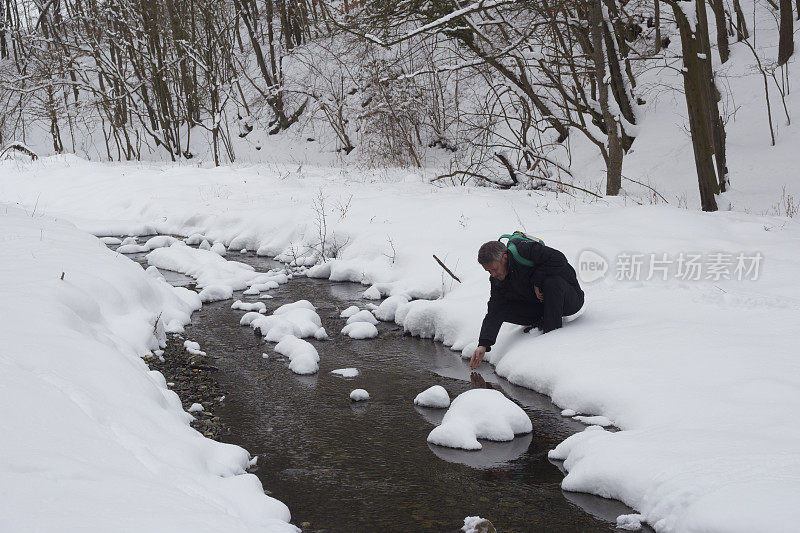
[504,277,584,333]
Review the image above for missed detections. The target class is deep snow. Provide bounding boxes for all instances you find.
[0,205,296,532]
[1,146,799,531]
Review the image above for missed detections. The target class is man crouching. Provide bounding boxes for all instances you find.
[470,239,584,370]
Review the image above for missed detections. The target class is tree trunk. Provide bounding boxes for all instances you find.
[778,0,794,65]
[696,0,728,191]
[601,9,637,150]
[590,0,623,195]
[655,0,662,53]
[733,0,749,40]
[665,0,720,211]
[709,0,730,62]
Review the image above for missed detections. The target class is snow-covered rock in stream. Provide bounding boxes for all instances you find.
[231,300,267,313]
[183,340,206,356]
[144,235,178,250]
[331,368,359,378]
[427,389,532,450]
[573,415,613,427]
[147,242,271,304]
[274,335,319,375]
[373,294,410,322]
[185,233,205,245]
[117,243,149,254]
[350,389,369,401]
[616,514,645,531]
[345,309,378,325]
[243,280,280,295]
[341,322,378,339]
[211,241,227,256]
[339,305,360,318]
[462,516,496,533]
[414,386,450,409]
[199,285,233,302]
[245,300,325,342]
[362,285,381,299]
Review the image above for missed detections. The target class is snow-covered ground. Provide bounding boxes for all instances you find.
[0,205,296,532]
[1,154,799,532]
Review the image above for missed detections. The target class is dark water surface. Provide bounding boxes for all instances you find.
[125,247,634,532]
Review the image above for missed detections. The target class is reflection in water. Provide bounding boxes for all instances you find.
[470,371,490,389]
[292,373,318,388]
[428,433,533,470]
[413,404,445,426]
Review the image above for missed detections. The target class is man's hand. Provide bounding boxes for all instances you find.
[534,285,544,302]
[470,345,487,370]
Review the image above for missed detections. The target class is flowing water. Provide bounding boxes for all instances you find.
[123,246,637,532]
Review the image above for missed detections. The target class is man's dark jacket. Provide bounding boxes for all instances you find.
[478,240,583,350]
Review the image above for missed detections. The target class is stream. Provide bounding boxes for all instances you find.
[120,245,637,532]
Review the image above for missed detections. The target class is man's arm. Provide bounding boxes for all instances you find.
[472,282,504,370]
[477,282,504,352]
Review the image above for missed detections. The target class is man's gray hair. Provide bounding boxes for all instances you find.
[477,241,507,265]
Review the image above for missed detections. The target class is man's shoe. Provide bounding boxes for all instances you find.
[523,322,542,334]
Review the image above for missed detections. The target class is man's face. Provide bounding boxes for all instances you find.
[482,254,508,280]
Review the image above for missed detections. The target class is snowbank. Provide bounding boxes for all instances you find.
[0,205,295,532]
[427,389,532,450]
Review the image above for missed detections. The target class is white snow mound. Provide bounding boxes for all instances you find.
[350,389,369,401]
[616,514,645,531]
[346,309,378,325]
[341,322,378,339]
[339,305,360,318]
[373,294,410,322]
[274,335,319,375]
[199,285,233,302]
[331,368,359,378]
[414,385,450,409]
[231,300,266,313]
[183,340,206,356]
[362,285,381,299]
[247,300,323,342]
[211,242,227,256]
[427,389,532,450]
